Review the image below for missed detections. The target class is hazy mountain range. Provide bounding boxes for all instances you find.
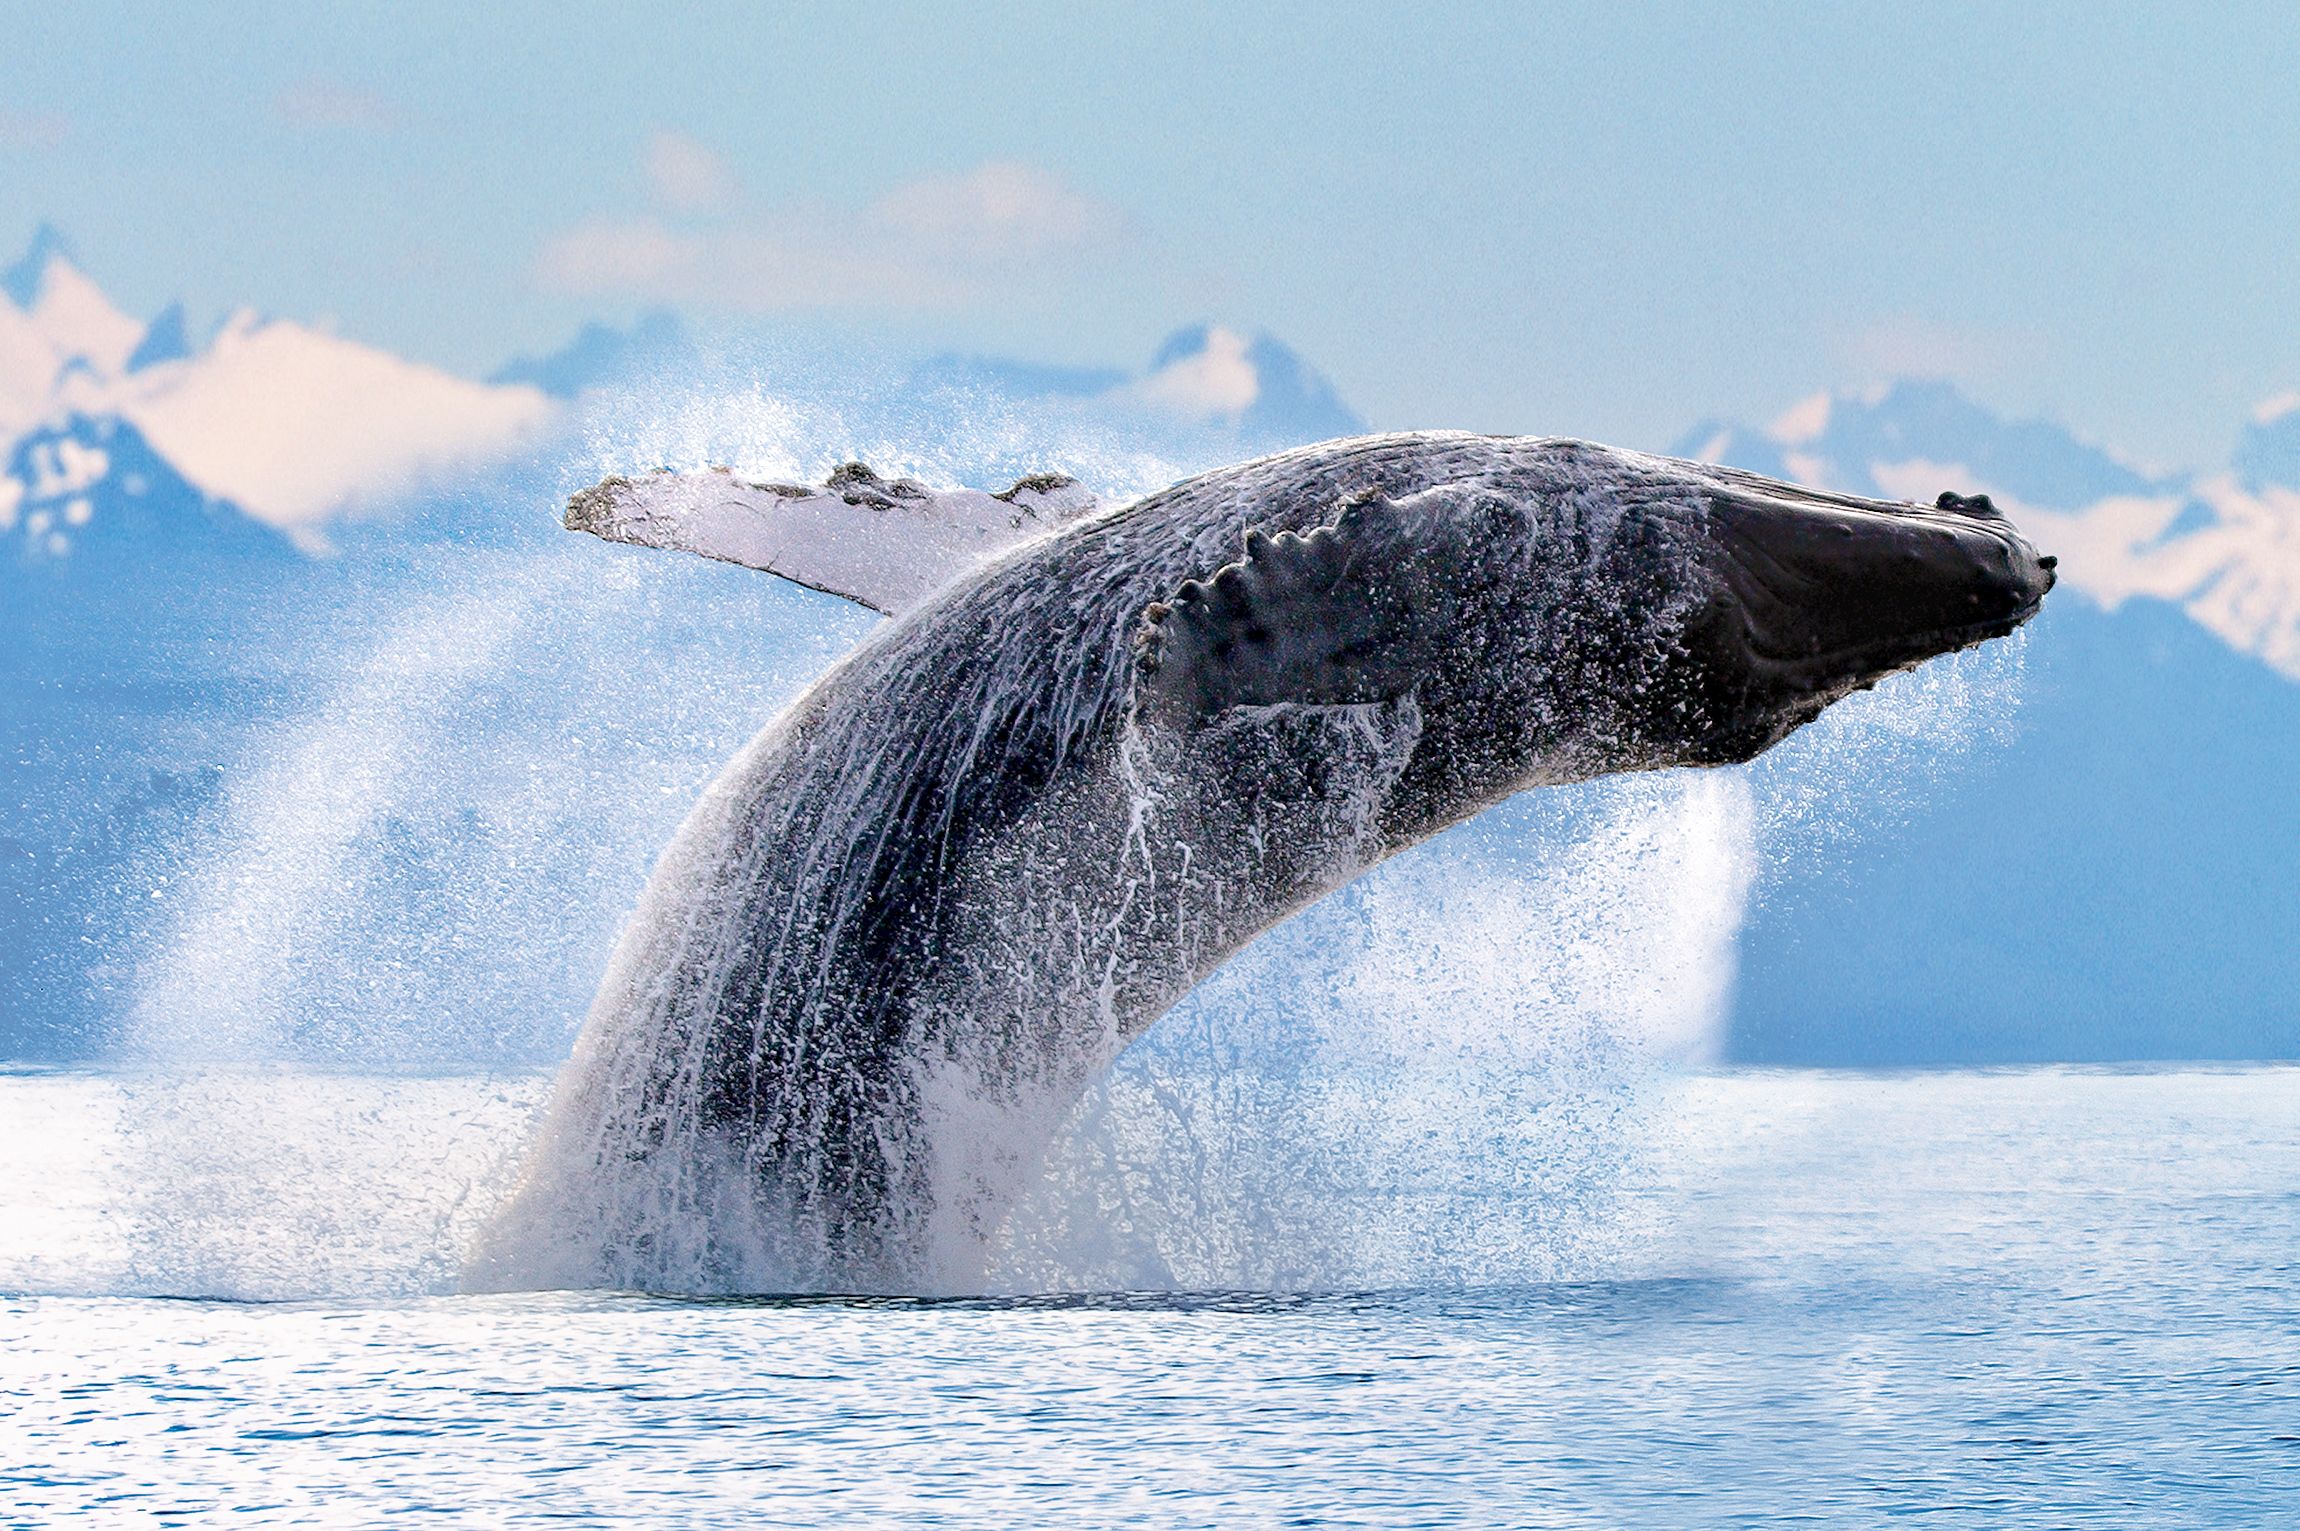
[3,226,2294,1064]
[2,223,1359,566]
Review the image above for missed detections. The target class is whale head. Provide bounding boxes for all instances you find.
[1136,441,2052,832]
[1632,469,2056,766]
[1407,450,2060,799]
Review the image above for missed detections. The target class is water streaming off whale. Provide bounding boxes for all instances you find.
[94,380,2030,1302]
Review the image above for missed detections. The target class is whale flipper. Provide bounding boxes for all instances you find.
[1136,488,1469,715]
[564,463,1102,615]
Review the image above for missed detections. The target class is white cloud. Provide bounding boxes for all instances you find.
[534,218,694,293]
[871,161,1114,263]
[535,151,1118,312]
[645,131,734,213]
[274,80,395,131]
[535,218,979,310]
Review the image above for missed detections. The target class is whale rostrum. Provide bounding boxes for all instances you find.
[476,433,2054,1293]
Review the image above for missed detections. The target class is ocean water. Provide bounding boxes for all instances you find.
[4,1065,2296,1526]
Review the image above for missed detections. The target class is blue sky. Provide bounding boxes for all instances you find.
[5,1,2297,468]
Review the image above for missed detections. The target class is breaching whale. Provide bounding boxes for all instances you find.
[474,433,2054,1292]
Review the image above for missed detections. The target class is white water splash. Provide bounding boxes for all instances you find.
[996,771,1758,1292]
[0,1069,550,1300]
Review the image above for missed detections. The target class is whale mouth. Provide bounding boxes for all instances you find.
[1674,478,2055,762]
[1826,575,2052,671]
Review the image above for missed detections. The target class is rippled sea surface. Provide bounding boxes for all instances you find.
[4,1066,2297,1527]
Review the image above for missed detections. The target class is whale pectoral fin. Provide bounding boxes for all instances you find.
[1135,490,1463,716]
[565,465,1103,616]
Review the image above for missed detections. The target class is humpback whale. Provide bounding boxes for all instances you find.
[476,433,2053,1293]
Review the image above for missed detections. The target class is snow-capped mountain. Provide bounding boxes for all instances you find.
[1124,324,1364,442]
[2,224,145,391]
[119,308,555,533]
[0,226,555,557]
[1,228,1374,570]
[1677,378,2300,682]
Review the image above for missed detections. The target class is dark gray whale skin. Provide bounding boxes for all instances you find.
[485,433,2053,1291]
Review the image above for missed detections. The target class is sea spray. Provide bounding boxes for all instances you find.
[123,560,552,1063]
[90,372,2041,1299]
[102,370,1199,1298]
[105,546,862,1296]
[1746,624,2030,868]
[996,771,1757,1291]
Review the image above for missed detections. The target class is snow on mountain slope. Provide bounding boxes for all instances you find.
[0,300,59,434]
[3,413,293,566]
[0,230,558,541]
[115,311,555,531]
[1677,380,2300,681]
[1860,463,2300,681]
[1125,324,1365,443]
[22,255,144,379]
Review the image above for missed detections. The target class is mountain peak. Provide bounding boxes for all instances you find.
[2,410,298,569]
[1136,324,1364,443]
[1676,377,2159,513]
[0,227,147,378]
[2,223,76,310]
[1148,323,1218,373]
